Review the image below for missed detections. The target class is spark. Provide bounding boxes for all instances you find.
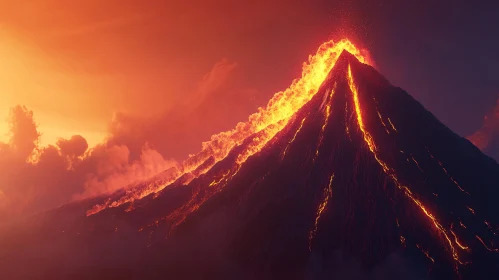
[400,236,406,246]
[309,174,334,251]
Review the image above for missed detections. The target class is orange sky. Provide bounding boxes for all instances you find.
[0,0,319,148]
[0,1,195,147]
[0,32,115,146]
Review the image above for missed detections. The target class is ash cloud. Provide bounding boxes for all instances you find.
[0,58,256,220]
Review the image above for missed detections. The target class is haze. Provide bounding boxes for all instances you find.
[0,0,498,218]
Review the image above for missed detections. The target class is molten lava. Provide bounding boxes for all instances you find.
[347,64,468,266]
[309,173,334,250]
[87,39,370,216]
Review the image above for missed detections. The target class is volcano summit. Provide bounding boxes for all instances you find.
[1,41,499,280]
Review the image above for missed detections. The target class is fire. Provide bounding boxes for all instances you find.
[309,174,334,251]
[87,39,369,215]
[347,64,467,265]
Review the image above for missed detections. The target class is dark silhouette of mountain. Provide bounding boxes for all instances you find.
[2,51,499,280]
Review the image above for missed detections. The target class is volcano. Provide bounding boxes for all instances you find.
[2,43,499,280]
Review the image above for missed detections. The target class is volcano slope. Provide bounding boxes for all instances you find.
[2,51,499,280]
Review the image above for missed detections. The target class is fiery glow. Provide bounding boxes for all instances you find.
[410,156,424,172]
[345,102,352,141]
[387,118,397,132]
[373,99,390,134]
[314,85,336,161]
[309,174,334,251]
[347,64,467,265]
[281,116,308,160]
[88,39,369,215]
[475,235,499,252]
[467,206,475,215]
[416,244,435,263]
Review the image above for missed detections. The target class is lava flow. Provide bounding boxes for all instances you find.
[87,39,370,216]
[347,64,468,266]
[71,38,499,280]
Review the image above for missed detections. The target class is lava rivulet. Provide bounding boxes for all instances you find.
[309,174,334,251]
[347,64,468,266]
[281,116,308,160]
[87,39,369,216]
[314,84,336,161]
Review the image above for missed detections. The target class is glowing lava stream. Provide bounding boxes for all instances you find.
[347,65,468,265]
[314,84,336,161]
[281,116,308,160]
[87,39,370,216]
[309,174,334,251]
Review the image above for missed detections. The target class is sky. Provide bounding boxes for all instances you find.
[0,0,498,216]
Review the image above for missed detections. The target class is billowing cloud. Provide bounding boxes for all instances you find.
[0,58,253,220]
[0,105,177,220]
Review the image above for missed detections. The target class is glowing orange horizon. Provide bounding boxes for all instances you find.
[87,38,371,215]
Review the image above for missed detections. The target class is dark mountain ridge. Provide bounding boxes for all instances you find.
[1,51,499,280]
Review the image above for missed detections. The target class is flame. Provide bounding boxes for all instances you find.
[87,39,369,215]
[347,64,467,265]
[309,174,334,251]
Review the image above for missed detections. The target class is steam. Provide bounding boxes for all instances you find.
[0,106,177,219]
[0,58,251,219]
